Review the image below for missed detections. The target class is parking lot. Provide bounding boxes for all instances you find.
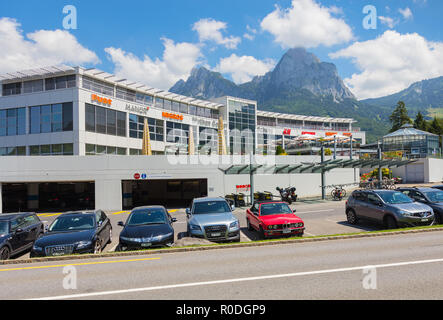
[9,199,387,260]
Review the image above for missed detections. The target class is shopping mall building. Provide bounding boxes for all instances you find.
[0,65,366,212]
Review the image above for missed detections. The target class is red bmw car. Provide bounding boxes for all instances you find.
[246,201,305,239]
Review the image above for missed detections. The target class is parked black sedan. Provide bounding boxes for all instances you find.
[0,213,44,260]
[398,187,443,224]
[30,210,112,257]
[118,206,176,251]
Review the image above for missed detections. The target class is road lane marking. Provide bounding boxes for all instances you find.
[28,257,443,300]
[168,209,178,213]
[296,209,335,214]
[112,211,129,215]
[0,257,160,273]
[40,213,62,217]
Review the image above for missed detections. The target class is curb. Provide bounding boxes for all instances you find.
[2,226,443,266]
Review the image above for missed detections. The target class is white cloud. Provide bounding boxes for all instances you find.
[243,25,257,41]
[378,16,398,28]
[330,30,443,99]
[399,7,413,20]
[192,18,241,49]
[105,38,203,90]
[260,0,354,48]
[0,17,99,73]
[214,54,276,84]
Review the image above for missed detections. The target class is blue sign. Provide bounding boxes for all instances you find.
[141,173,147,179]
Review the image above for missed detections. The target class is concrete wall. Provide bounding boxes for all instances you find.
[0,155,358,212]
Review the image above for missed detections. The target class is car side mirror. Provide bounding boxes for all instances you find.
[15,228,23,234]
[171,218,177,223]
[118,221,125,227]
[186,208,191,216]
[44,224,49,232]
[231,204,235,211]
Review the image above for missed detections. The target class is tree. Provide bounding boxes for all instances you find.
[389,101,412,132]
[413,111,427,131]
[276,145,288,155]
[429,117,443,135]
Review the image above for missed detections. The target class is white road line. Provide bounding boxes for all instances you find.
[28,257,443,300]
[296,209,335,214]
[304,232,316,236]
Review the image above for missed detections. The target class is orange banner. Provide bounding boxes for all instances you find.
[162,112,184,121]
[326,132,338,136]
[91,94,112,106]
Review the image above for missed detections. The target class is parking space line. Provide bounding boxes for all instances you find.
[40,213,62,217]
[0,257,161,272]
[296,209,335,214]
[112,211,129,215]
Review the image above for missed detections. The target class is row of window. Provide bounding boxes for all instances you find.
[0,108,26,136]
[85,144,127,156]
[30,103,73,134]
[2,76,76,96]
[85,103,126,137]
[129,114,164,142]
[1,144,74,156]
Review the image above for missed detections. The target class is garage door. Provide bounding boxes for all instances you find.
[406,164,424,183]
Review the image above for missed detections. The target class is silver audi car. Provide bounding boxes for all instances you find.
[186,197,240,242]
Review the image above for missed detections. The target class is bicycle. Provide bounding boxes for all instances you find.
[331,185,346,201]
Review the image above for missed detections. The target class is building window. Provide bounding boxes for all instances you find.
[0,108,26,136]
[155,97,164,109]
[129,148,141,155]
[116,87,136,102]
[129,114,164,142]
[45,75,76,91]
[85,104,126,137]
[29,144,74,156]
[166,121,189,152]
[86,144,126,156]
[29,102,73,134]
[2,82,21,96]
[136,93,154,105]
[82,76,114,96]
[0,146,26,156]
[24,80,44,93]
[199,126,218,154]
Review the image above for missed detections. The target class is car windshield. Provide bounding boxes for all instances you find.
[260,203,293,216]
[0,221,8,236]
[49,215,95,232]
[127,209,167,226]
[424,191,443,203]
[193,201,231,214]
[376,191,413,204]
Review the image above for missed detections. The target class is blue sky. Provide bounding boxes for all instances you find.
[0,0,442,99]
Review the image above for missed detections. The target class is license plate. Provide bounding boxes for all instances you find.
[211,232,221,237]
[283,229,291,234]
[421,219,429,222]
[141,242,152,247]
[51,251,65,256]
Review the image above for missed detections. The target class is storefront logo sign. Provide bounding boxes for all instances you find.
[162,112,183,121]
[283,129,291,135]
[91,94,112,106]
[301,131,316,135]
[126,104,149,115]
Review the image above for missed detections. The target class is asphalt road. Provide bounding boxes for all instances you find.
[1,231,443,300]
[11,199,384,260]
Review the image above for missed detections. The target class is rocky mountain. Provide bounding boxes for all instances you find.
[362,76,443,118]
[170,48,391,142]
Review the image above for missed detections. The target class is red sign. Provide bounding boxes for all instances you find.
[301,131,316,135]
[326,132,338,136]
[343,132,352,137]
[134,173,140,180]
[283,129,291,135]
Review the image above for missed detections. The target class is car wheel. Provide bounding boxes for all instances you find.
[247,219,253,231]
[385,216,398,229]
[259,227,266,240]
[107,229,112,244]
[434,213,442,225]
[93,240,102,254]
[0,246,10,260]
[346,209,358,225]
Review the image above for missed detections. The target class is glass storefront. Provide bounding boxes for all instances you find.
[228,99,256,155]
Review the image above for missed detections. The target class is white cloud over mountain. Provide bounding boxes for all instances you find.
[214,54,276,84]
[330,30,443,99]
[260,0,354,48]
[105,38,203,90]
[192,18,241,49]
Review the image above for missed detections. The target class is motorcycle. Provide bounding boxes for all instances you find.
[276,187,292,204]
[289,187,297,202]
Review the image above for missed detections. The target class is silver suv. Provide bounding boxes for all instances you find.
[346,190,435,229]
[186,197,240,242]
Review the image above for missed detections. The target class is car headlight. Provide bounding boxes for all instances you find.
[32,244,42,251]
[267,225,276,230]
[76,240,92,249]
[399,211,413,217]
[190,224,201,231]
[120,236,143,242]
[229,221,239,230]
